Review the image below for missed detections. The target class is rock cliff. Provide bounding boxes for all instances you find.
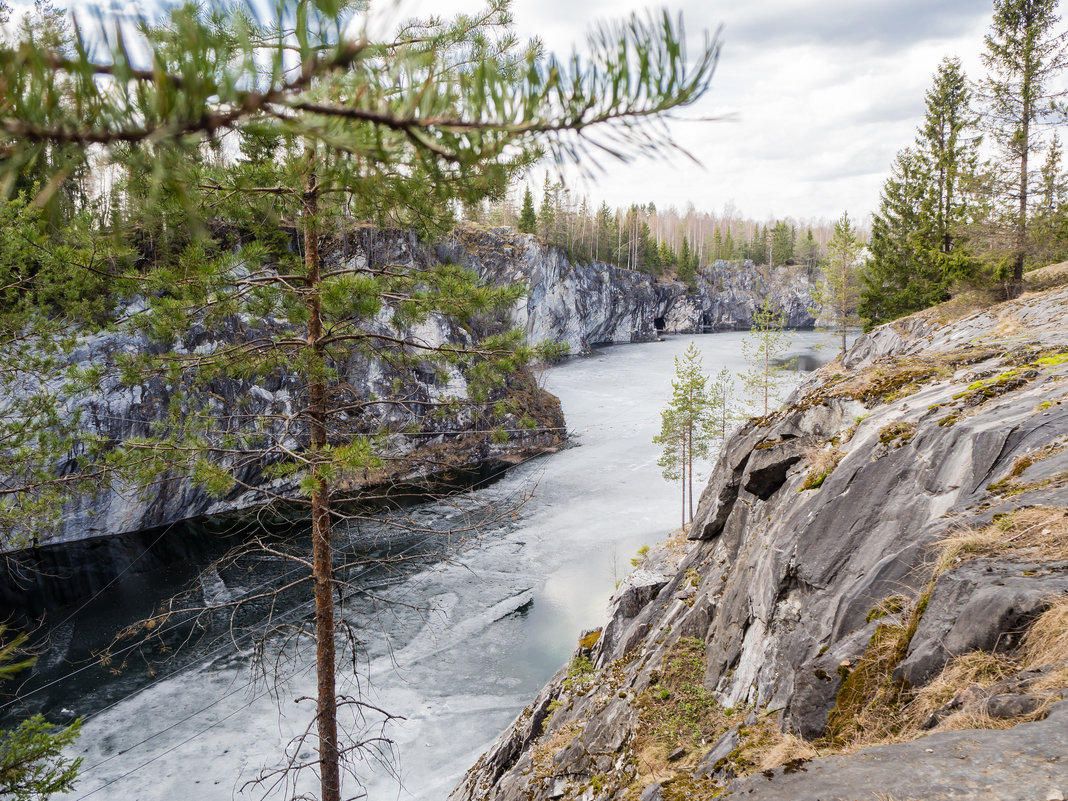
[451,281,1068,801]
[439,225,818,354]
[7,225,816,549]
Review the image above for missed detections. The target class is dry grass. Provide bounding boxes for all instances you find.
[915,286,1008,326]
[936,507,1068,571]
[751,726,819,771]
[822,613,918,751]
[906,651,1017,728]
[1024,260,1068,292]
[530,720,583,780]
[800,444,845,490]
[1022,597,1068,683]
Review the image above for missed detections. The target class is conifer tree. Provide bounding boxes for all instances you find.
[654,342,715,527]
[708,366,740,443]
[820,212,863,356]
[0,627,82,800]
[537,175,557,241]
[0,2,720,798]
[742,298,791,416]
[861,57,978,328]
[518,185,537,233]
[981,0,1068,297]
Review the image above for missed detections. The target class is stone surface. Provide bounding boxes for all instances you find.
[451,281,1068,801]
[726,701,1068,801]
[10,225,820,550]
[694,724,740,779]
[440,226,819,355]
[898,560,1068,687]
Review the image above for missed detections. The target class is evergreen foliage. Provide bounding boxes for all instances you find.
[518,185,537,233]
[654,342,716,528]
[981,0,1068,297]
[861,57,979,329]
[820,212,864,357]
[742,298,791,417]
[0,627,82,801]
[0,2,720,798]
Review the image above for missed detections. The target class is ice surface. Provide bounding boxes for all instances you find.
[61,332,837,800]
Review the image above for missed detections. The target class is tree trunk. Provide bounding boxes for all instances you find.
[304,159,342,801]
[1013,48,1032,300]
[687,424,693,524]
[680,439,686,530]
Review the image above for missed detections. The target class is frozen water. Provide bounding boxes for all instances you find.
[59,332,838,800]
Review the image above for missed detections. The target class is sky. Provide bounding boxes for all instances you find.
[390,0,999,224]
[5,0,1018,223]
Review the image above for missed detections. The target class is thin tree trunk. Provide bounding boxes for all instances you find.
[687,423,693,523]
[680,439,686,530]
[304,158,342,801]
[1013,43,1033,300]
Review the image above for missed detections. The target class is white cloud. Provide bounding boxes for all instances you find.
[25,0,1008,222]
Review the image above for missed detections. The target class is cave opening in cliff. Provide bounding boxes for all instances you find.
[653,316,666,331]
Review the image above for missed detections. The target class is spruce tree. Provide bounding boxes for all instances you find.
[861,57,979,328]
[518,185,537,233]
[981,0,1068,297]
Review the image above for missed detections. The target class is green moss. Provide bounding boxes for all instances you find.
[878,421,916,448]
[865,595,906,622]
[579,630,602,649]
[800,469,829,491]
[1032,351,1068,367]
[938,410,963,427]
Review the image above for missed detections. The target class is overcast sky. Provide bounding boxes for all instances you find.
[390,0,999,224]
[7,0,1017,223]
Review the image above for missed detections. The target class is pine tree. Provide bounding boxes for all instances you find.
[742,299,791,416]
[518,185,537,233]
[820,212,864,356]
[981,0,1068,297]
[0,626,82,800]
[0,3,721,799]
[654,342,715,528]
[708,366,740,443]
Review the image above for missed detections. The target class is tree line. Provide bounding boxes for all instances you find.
[474,177,847,282]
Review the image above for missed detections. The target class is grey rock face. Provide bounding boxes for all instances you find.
[15,225,819,549]
[6,229,565,549]
[439,226,819,355]
[694,723,740,779]
[897,560,1068,687]
[451,284,1068,801]
[726,701,1068,801]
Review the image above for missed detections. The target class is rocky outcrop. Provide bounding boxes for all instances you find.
[451,283,1068,801]
[9,225,818,549]
[439,225,818,354]
[4,229,565,549]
